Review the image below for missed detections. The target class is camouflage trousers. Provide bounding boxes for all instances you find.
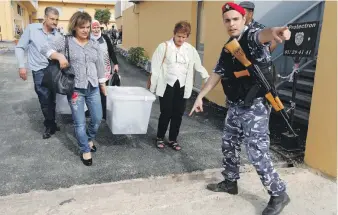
[221,98,286,196]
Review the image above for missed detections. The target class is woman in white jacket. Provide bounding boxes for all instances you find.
[148,21,209,151]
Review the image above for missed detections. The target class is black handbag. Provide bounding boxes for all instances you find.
[110,70,121,86]
[42,36,75,95]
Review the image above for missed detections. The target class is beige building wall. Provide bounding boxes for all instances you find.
[36,1,116,33]
[0,1,37,41]
[13,2,30,31]
[115,17,123,30]
[122,6,139,50]
[304,1,337,178]
[0,1,14,41]
[122,1,197,59]
[202,1,230,106]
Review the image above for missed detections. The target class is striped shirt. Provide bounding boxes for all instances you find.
[41,35,106,89]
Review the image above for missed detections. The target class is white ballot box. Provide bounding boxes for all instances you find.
[106,86,156,134]
[55,93,87,114]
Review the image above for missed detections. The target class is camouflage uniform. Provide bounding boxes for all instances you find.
[248,19,274,55]
[221,98,286,196]
[248,19,266,30]
[214,25,286,196]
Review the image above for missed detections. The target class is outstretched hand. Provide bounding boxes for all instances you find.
[189,97,203,116]
[271,27,291,43]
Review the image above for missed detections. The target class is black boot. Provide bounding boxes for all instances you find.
[43,123,60,139]
[43,127,52,139]
[54,124,60,131]
[206,179,238,195]
[262,192,290,215]
[50,124,60,134]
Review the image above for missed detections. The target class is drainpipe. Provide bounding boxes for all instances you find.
[132,3,140,47]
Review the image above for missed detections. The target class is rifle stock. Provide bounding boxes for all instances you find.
[225,39,252,67]
[225,38,296,136]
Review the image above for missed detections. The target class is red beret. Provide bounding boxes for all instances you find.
[222,2,246,16]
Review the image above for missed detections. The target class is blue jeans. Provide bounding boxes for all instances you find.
[32,69,56,128]
[67,83,102,153]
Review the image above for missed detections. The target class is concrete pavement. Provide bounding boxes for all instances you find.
[0,166,336,215]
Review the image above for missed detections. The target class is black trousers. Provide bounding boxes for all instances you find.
[157,81,187,142]
[32,69,56,129]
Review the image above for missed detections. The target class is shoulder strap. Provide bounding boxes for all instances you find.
[161,42,168,66]
[65,35,70,63]
[103,34,112,56]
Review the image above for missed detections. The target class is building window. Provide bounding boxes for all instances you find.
[17,4,24,16]
[78,8,84,12]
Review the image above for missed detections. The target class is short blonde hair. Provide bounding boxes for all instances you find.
[68,11,92,37]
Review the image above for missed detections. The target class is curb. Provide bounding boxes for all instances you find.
[115,45,151,73]
[0,48,9,55]
[0,164,296,199]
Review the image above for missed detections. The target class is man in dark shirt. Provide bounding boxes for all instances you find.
[240,1,265,28]
[240,1,277,52]
[190,2,291,215]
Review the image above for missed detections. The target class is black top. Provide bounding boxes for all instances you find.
[99,33,118,65]
[213,26,274,103]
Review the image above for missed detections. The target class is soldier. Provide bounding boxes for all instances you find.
[189,2,290,215]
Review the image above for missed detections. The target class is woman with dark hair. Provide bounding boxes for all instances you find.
[91,20,119,120]
[41,11,107,166]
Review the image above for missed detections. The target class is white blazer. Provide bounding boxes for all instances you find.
[150,39,209,99]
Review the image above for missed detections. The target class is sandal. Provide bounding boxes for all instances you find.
[168,141,181,151]
[156,138,165,149]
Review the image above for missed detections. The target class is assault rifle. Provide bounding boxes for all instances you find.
[225,38,297,136]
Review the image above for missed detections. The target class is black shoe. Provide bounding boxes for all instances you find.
[54,125,60,132]
[262,192,290,215]
[43,127,52,139]
[80,154,93,166]
[50,125,60,135]
[206,180,238,195]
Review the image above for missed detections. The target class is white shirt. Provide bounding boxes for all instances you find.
[150,38,210,99]
[165,39,189,87]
